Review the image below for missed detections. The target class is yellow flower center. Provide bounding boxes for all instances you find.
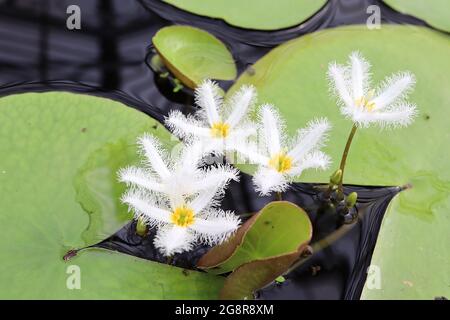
[210,122,230,138]
[268,152,293,173]
[355,90,376,111]
[170,206,195,227]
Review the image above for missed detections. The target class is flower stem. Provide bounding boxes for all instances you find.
[338,124,358,191]
[276,192,282,201]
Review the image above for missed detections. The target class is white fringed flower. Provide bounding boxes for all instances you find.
[119,134,238,197]
[165,79,257,154]
[118,134,240,256]
[328,51,417,128]
[239,105,331,196]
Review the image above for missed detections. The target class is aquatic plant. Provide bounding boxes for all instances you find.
[240,105,331,197]
[166,79,257,155]
[328,51,417,192]
[107,83,319,289]
[112,40,422,298]
[119,134,240,256]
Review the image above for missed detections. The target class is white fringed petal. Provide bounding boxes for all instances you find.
[234,141,269,165]
[288,118,331,162]
[121,190,171,226]
[372,72,416,111]
[299,151,331,171]
[154,225,196,257]
[368,103,418,128]
[253,166,288,196]
[327,62,353,108]
[189,167,238,213]
[190,210,240,246]
[260,104,282,155]
[226,85,256,128]
[118,166,165,193]
[190,165,239,194]
[350,51,371,99]
[195,79,222,126]
[138,134,171,179]
[165,110,210,140]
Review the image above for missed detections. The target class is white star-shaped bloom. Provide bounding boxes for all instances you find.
[328,51,417,128]
[118,134,240,256]
[165,79,257,155]
[238,105,331,196]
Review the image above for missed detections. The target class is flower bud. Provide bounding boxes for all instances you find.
[345,192,358,208]
[329,169,342,186]
[150,54,165,73]
[335,190,345,202]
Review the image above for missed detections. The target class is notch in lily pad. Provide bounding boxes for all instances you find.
[152,25,237,89]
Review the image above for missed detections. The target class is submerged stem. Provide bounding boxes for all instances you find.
[338,124,358,191]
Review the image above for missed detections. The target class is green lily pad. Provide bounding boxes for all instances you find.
[384,0,450,32]
[152,25,237,89]
[164,0,327,31]
[198,201,312,275]
[0,92,223,299]
[229,25,450,299]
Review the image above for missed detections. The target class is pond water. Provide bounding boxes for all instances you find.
[0,0,428,299]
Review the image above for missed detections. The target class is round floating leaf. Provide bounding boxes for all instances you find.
[229,25,450,299]
[0,92,223,299]
[152,25,237,89]
[198,201,312,275]
[197,214,258,269]
[384,0,450,32]
[164,0,327,31]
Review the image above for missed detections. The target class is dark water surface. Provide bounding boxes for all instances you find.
[0,0,429,299]
[0,0,428,118]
